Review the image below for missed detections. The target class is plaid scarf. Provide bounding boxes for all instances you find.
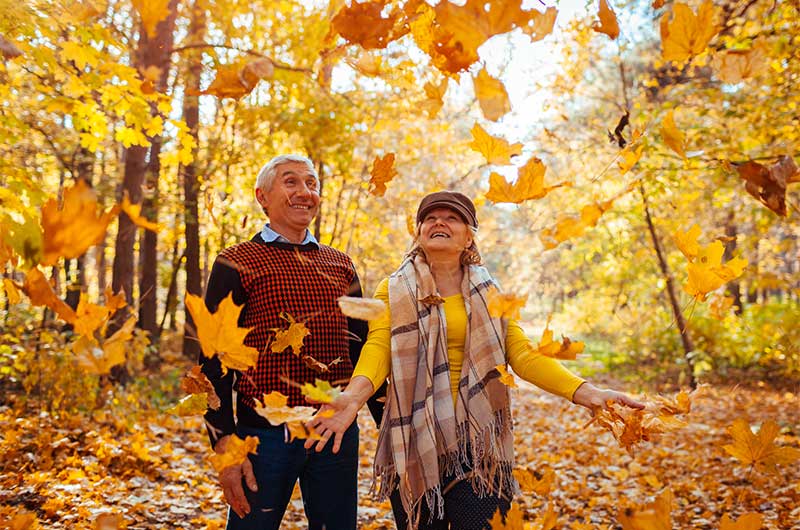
[373,254,515,528]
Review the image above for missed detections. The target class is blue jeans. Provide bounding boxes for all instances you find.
[226,423,359,530]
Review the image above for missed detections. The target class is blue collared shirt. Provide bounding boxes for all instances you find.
[260,223,320,249]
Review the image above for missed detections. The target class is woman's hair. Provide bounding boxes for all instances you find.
[406,224,482,266]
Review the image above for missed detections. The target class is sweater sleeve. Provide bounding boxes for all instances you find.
[505,319,585,401]
[199,257,246,447]
[351,278,392,392]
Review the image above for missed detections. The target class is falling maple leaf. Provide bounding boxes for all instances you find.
[660,1,719,63]
[469,123,523,166]
[184,293,260,374]
[331,0,401,49]
[714,41,769,83]
[514,465,555,496]
[167,393,212,417]
[617,489,673,530]
[40,180,119,266]
[22,267,77,323]
[131,0,170,38]
[592,0,620,40]
[120,194,161,232]
[722,418,800,474]
[338,296,387,321]
[495,364,518,388]
[487,288,527,320]
[270,312,311,356]
[473,68,511,122]
[301,379,342,404]
[180,365,221,410]
[719,512,764,530]
[208,435,259,473]
[733,155,799,217]
[368,153,398,197]
[660,110,686,160]
[486,158,568,204]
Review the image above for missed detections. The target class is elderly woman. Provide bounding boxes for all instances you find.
[307,191,643,529]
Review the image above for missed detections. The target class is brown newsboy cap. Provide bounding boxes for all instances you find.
[416,191,478,228]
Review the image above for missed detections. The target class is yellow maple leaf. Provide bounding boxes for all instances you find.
[592,0,620,40]
[673,223,702,260]
[184,293,260,374]
[40,180,119,266]
[2,278,20,304]
[337,296,387,321]
[167,393,211,417]
[486,158,568,204]
[714,41,769,84]
[22,268,76,323]
[722,418,800,474]
[469,123,523,166]
[495,364,518,388]
[301,379,342,404]
[660,110,686,160]
[473,68,510,122]
[660,1,719,63]
[131,0,171,38]
[120,195,161,232]
[368,153,398,197]
[719,512,764,530]
[618,489,673,530]
[252,391,319,426]
[270,312,311,356]
[208,435,259,473]
[513,466,555,496]
[487,288,527,320]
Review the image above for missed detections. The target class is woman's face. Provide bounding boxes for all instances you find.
[418,207,473,258]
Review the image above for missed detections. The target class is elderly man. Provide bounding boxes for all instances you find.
[199,154,382,530]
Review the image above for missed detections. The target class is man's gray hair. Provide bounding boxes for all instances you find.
[254,154,318,194]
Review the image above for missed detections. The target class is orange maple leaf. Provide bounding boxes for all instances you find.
[592,0,620,40]
[723,418,800,474]
[184,293,260,374]
[270,312,311,356]
[469,123,523,166]
[40,180,119,266]
[495,364,518,388]
[486,157,568,204]
[368,153,398,197]
[660,1,719,63]
[208,435,259,473]
[473,68,510,122]
[617,489,673,530]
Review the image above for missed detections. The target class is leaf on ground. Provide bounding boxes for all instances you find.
[592,0,620,40]
[301,379,342,404]
[487,288,527,320]
[722,418,800,474]
[469,123,523,166]
[180,365,221,410]
[270,312,311,356]
[184,292,259,374]
[208,435,259,473]
[617,488,673,530]
[473,68,510,122]
[40,180,119,266]
[368,153,398,197]
[495,364,518,388]
[660,1,719,63]
[513,465,555,496]
[338,296,387,321]
[167,393,211,417]
[486,157,568,204]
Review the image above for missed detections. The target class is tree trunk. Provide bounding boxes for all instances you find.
[640,184,696,388]
[181,0,207,359]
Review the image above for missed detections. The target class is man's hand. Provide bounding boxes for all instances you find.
[215,435,258,518]
[572,382,645,413]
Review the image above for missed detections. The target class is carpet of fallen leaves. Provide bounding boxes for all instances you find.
[1,367,798,529]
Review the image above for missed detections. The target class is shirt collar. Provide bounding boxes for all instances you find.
[260,223,319,248]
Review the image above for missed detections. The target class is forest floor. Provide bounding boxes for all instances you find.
[0,353,798,530]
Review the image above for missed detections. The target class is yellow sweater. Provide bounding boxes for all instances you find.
[353,278,585,404]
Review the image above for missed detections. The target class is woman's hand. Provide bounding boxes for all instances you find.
[304,375,374,453]
[572,382,645,413]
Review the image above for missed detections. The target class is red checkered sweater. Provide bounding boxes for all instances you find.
[200,234,371,445]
